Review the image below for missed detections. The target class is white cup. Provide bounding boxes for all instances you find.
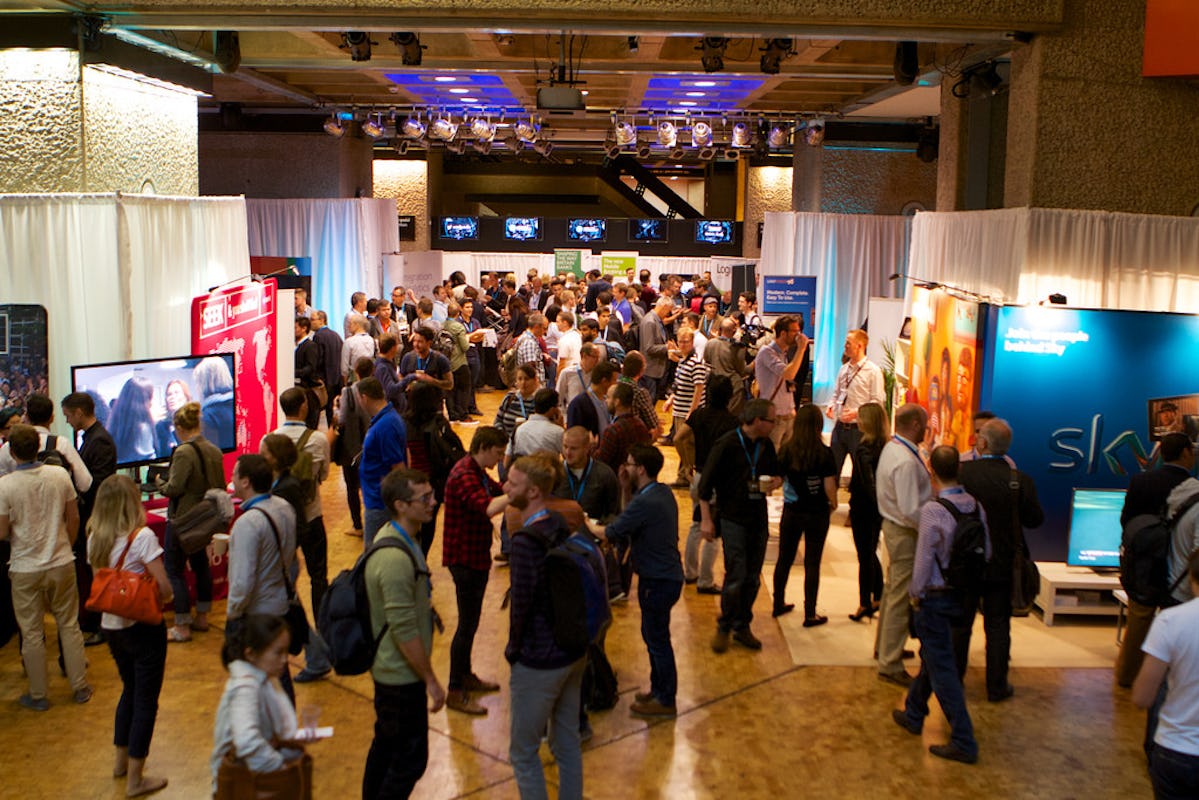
[211,533,230,556]
[759,475,774,494]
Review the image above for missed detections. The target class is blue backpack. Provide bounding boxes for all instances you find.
[522,520,611,657]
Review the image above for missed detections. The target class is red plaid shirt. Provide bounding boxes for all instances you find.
[442,454,502,570]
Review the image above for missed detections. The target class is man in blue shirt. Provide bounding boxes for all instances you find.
[356,377,408,546]
[593,444,684,718]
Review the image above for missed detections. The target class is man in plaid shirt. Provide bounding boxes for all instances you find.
[515,312,549,385]
[441,425,510,715]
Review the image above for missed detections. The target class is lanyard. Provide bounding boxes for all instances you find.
[589,389,611,424]
[242,493,269,511]
[417,355,428,371]
[567,459,593,501]
[388,519,421,554]
[737,429,761,480]
[516,394,529,418]
[387,521,432,598]
[893,435,927,471]
[523,509,551,526]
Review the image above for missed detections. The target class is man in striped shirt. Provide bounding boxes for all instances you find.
[667,329,707,488]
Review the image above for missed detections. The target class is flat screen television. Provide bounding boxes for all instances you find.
[629,218,668,243]
[71,354,237,467]
[504,217,542,241]
[439,216,479,240]
[695,219,735,245]
[1066,488,1126,570]
[567,218,606,243]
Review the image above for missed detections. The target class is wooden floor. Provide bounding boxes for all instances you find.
[0,391,1154,799]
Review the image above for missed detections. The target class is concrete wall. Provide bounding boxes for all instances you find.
[199,131,373,198]
[745,165,794,258]
[373,159,431,253]
[822,148,937,215]
[0,49,82,193]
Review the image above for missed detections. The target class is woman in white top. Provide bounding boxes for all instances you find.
[212,615,304,790]
[87,474,173,798]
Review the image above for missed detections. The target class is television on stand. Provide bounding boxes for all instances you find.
[1065,488,1125,573]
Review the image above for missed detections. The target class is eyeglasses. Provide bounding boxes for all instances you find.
[407,491,437,505]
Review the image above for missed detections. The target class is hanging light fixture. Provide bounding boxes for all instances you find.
[691,120,713,148]
[514,117,540,143]
[401,114,425,139]
[532,139,554,158]
[731,121,751,147]
[323,114,346,138]
[636,140,652,159]
[614,120,637,147]
[361,113,386,139]
[657,121,677,148]
[698,36,729,73]
[804,119,825,146]
[471,117,497,141]
[767,122,789,149]
[429,114,458,141]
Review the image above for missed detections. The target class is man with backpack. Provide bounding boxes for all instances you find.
[956,417,1044,703]
[591,444,684,718]
[1116,432,1195,687]
[0,393,92,496]
[398,326,454,410]
[893,445,990,765]
[504,453,586,800]
[362,467,444,800]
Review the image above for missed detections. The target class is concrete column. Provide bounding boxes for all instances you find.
[791,142,822,212]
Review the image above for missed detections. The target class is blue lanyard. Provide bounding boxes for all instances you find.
[567,459,593,501]
[388,520,421,553]
[941,487,965,496]
[242,493,269,511]
[523,509,551,526]
[893,436,927,470]
[516,394,529,418]
[737,429,760,479]
[417,356,428,371]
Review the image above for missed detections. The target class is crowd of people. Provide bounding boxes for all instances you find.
[1,267,1198,798]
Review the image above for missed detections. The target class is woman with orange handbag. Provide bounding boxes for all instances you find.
[87,474,173,798]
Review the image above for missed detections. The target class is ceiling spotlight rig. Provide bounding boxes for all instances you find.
[389,32,424,66]
[341,32,374,62]
[360,113,386,139]
[803,118,825,146]
[698,36,729,73]
[759,38,794,75]
[322,113,346,138]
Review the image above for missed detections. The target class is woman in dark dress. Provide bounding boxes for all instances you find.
[773,404,838,626]
[848,401,888,621]
[403,381,464,556]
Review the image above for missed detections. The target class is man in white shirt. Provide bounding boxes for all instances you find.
[555,311,583,375]
[0,393,93,496]
[511,389,565,462]
[753,315,811,452]
[345,291,368,338]
[826,329,886,479]
[875,403,931,687]
[342,314,379,380]
[431,285,450,322]
[557,343,599,414]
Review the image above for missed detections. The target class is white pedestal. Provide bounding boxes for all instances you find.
[1035,561,1122,626]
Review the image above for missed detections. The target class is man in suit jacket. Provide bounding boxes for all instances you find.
[520,275,551,313]
[584,270,612,312]
[294,316,324,428]
[311,311,344,427]
[61,391,117,644]
[638,298,673,403]
[1114,432,1195,687]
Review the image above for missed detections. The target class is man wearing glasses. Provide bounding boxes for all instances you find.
[697,399,782,653]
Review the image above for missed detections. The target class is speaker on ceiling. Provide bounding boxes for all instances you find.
[893,41,918,86]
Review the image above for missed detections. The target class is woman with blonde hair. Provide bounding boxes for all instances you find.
[88,474,173,797]
[848,402,889,621]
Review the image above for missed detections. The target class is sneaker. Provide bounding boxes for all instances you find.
[987,684,1015,703]
[294,667,331,684]
[878,671,914,688]
[446,690,488,716]
[630,698,677,718]
[929,743,978,764]
[670,478,691,489]
[74,686,94,704]
[772,603,795,618]
[732,629,762,650]
[494,552,510,564]
[711,629,730,654]
[634,690,655,704]
[464,675,501,694]
[83,632,106,647]
[891,709,921,735]
[696,585,722,595]
[18,694,49,712]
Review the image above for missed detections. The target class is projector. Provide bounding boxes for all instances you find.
[537,86,585,111]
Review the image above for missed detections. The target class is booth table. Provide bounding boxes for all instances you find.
[143,495,229,603]
[1035,561,1122,626]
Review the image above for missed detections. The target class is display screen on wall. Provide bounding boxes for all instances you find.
[696,220,735,245]
[397,215,417,241]
[439,216,479,240]
[0,304,49,415]
[504,217,542,241]
[629,218,669,243]
[907,287,981,453]
[567,218,606,243]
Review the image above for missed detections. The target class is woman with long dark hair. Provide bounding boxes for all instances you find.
[773,404,837,625]
[848,402,888,621]
[404,381,463,555]
[88,474,172,797]
[109,376,157,464]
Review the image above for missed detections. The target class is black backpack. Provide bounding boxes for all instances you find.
[583,642,618,711]
[420,417,465,501]
[934,498,989,592]
[317,537,422,676]
[36,435,70,475]
[1120,492,1199,607]
[519,520,611,658]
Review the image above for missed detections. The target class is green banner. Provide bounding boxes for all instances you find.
[600,252,639,274]
[554,249,585,279]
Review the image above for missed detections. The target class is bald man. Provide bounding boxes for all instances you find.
[702,317,752,416]
[553,426,621,524]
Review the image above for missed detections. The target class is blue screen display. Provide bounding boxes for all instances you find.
[567,218,606,242]
[629,218,668,243]
[504,217,541,241]
[440,216,479,240]
[1067,489,1125,568]
[695,220,734,244]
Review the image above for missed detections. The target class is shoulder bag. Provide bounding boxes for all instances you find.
[215,751,313,800]
[85,533,164,625]
[1009,467,1041,617]
[171,441,234,555]
[253,507,310,655]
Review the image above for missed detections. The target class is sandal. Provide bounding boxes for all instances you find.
[167,628,192,644]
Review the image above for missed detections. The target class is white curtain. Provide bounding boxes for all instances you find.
[0,193,246,411]
[245,198,400,321]
[909,208,1199,311]
[760,211,911,403]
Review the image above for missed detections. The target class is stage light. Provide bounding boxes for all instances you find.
[698,146,715,160]
[691,121,713,147]
[614,121,637,147]
[430,115,458,141]
[401,115,426,138]
[323,114,346,138]
[515,118,540,143]
[657,121,677,148]
[767,123,789,149]
[473,139,492,155]
[804,119,825,146]
[627,36,639,54]
[759,38,793,75]
[720,148,740,161]
[533,139,554,157]
[471,117,497,141]
[698,36,728,73]
[361,114,386,139]
[342,32,372,62]
[731,122,751,147]
[636,141,652,159]
[213,31,240,74]
[389,32,423,66]
[670,146,686,160]
[605,141,623,159]
[396,140,410,155]
[445,139,466,155]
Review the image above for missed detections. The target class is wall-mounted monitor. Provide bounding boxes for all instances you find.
[567,218,607,243]
[71,353,237,468]
[695,219,735,245]
[1066,488,1125,570]
[504,217,542,242]
[629,218,669,243]
[439,216,479,240]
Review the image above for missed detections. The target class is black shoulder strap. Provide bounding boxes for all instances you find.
[364,534,427,578]
[251,507,297,602]
[185,440,218,489]
[45,434,57,451]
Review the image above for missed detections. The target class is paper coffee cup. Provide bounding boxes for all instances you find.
[759,475,773,494]
[211,533,230,556]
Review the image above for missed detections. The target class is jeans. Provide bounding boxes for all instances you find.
[363,680,428,800]
[1150,744,1199,799]
[105,622,167,758]
[850,502,884,608]
[11,564,89,698]
[904,592,977,759]
[951,577,1014,698]
[718,515,768,633]
[877,519,917,676]
[72,521,100,634]
[509,659,585,800]
[773,505,830,617]
[467,350,483,406]
[639,578,682,705]
[298,515,329,614]
[448,364,473,420]
[343,457,363,531]
[448,566,489,691]
[684,474,718,588]
[162,521,212,626]
[639,374,660,404]
[364,507,391,549]
[829,421,861,483]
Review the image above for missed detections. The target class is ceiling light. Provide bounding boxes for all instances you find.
[614,121,637,147]
[471,117,497,141]
[767,123,789,149]
[445,139,466,155]
[342,32,372,62]
[694,80,717,87]
[460,97,478,103]
[515,118,540,143]
[401,115,425,138]
[685,91,705,97]
[731,122,751,147]
[636,140,652,159]
[699,36,728,73]
[430,116,459,141]
[361,114,386,139]
[759,38,793,75]
[678,101,697,107]
[323,114,346,138]
[389,32,423,66]
[657,121,677,148]
[670,146,686,160]
[434,76,456,83]
[533,139,554,157]
[721,147,740,161]
[804,119,825,146]
[698,145,715,161]
[448,87,469,94]
[691,121,713,147]
[605,142,622,159]
[473,139,492,155]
